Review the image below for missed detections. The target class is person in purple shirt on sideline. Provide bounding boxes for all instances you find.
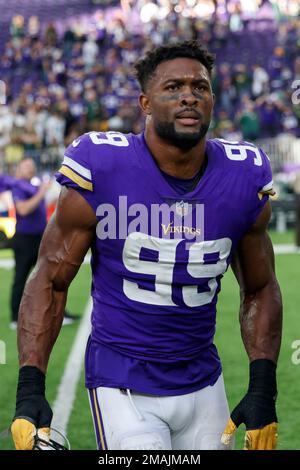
[11,41,282,451]
[4,160,78,329]
[10,158,50,328]
[0,173,15,193]
[0,173,34,195]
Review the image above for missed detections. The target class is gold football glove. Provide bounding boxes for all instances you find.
[221,417,278,450]
[12,366,53,450]
[221,359,278,450]
[11,419,50,450]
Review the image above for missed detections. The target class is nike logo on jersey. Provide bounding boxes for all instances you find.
[72,138,81,148]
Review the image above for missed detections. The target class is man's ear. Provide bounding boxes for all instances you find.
[139,94,151,115]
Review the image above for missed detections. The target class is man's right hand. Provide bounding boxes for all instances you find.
[11,366,53,450]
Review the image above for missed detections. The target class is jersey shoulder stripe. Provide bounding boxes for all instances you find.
[58,165,93,191]
[62,155,92,181]
[260,180,274,192]
[258,180,276,199]
[58,154,93,191]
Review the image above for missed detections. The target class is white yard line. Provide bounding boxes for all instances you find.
[51,299,92,437]
[0,259,14,269]
[274,244,300,254]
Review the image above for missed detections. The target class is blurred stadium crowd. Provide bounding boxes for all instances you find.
[0,0,299,174]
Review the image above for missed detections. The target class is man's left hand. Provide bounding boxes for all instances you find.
[221,399,278,450]
[221,359,278,450]
[221,392,278,450]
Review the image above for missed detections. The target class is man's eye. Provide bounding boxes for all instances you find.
[167,84,179,91]
[195,85,206,91]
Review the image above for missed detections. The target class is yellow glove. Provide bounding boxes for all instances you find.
[11,419,36,450]
[11,418,51,450]
[12,366,53,450]
[221,417,278,450]
[221,360,278,450]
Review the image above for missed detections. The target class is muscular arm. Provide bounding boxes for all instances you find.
[221,202,282,449]
[18,187,97,372]
[231,201,282,363]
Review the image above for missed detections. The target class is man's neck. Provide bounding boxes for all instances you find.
[144,126,207,180]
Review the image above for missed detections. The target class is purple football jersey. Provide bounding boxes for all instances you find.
[0,174,39,194]
[56,131,273,395]
[0,174,16,193]
[12,180,47,235]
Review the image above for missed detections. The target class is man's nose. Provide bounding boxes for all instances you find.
[180,88,199,106]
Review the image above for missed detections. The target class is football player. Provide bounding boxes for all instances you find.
[11,40,282,450]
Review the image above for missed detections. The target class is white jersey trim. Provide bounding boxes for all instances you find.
[260,180,273,192]
[62,156,92,181]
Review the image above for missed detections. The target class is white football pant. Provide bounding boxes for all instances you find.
[88,374,232,450]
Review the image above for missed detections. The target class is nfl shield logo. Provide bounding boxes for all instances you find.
[175,200,189,217]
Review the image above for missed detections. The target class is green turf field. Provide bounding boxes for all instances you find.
[0,231,299,450]
[0,263,92,450]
